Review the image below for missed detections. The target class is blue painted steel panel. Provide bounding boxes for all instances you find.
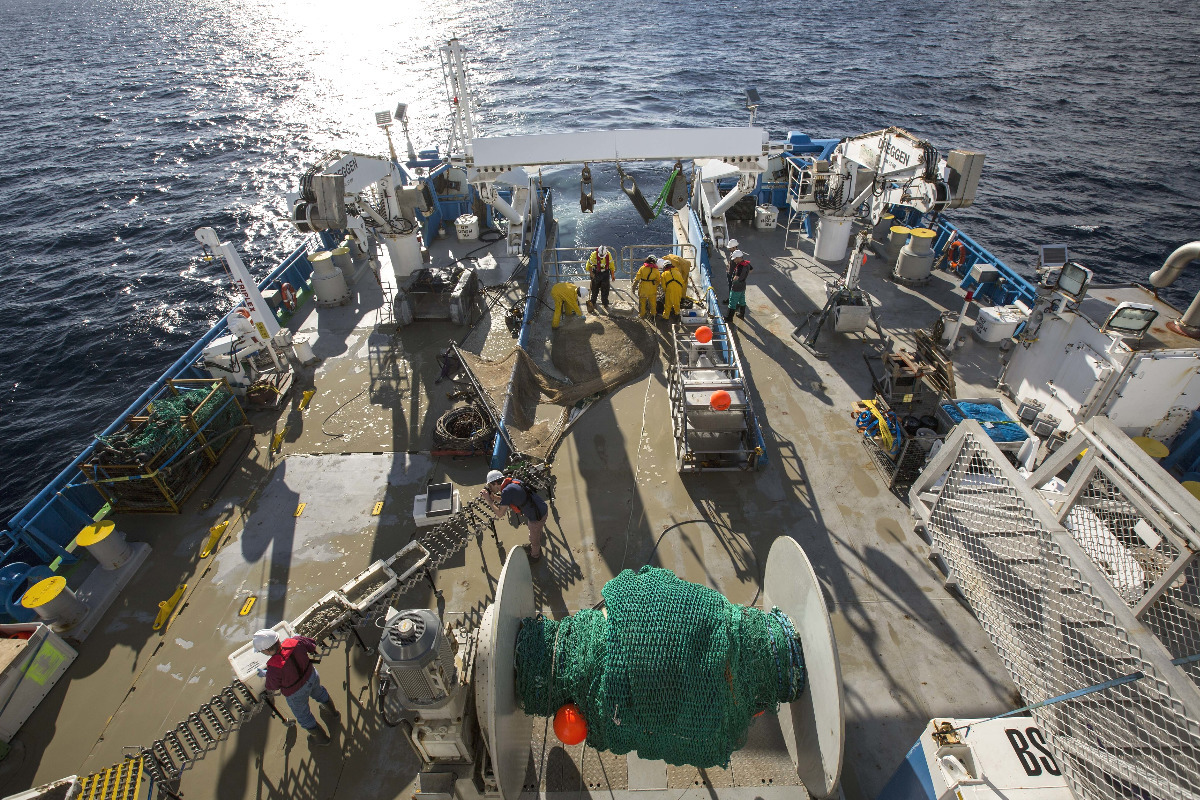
[877,739,937,800]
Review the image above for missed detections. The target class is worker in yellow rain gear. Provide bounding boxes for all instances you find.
[550,282,584,328]
[662,253,691,286]
[585,245,616,313]
[659,258,686,319]
[633,255,661,318]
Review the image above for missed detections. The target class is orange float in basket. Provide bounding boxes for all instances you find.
[694,325,713,344]
[710,390,732,411]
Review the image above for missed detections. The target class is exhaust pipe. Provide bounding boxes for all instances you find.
[1148,241,1200,338]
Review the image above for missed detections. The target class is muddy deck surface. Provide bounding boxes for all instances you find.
[1,224,1019,800]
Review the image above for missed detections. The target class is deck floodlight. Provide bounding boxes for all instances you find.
[1101,301,1158,338]
[395,102,409,121]
[745,87,761,126]
[376,110,393,127]
[1056,261,1092,301]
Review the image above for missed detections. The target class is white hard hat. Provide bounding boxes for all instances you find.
[726,238,739,249]
[486,469,504,484]
[597,245,609,258]
[657,258,669,268]
[253,629,280,652]
[731,250,744,261]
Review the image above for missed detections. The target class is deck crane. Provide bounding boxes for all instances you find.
[789,127,984,262]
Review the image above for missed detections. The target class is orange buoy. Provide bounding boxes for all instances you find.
[710,390,732,411]
[694,325,713,344]
[554,703,588,745]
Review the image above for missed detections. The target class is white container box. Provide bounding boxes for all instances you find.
[226,620,296,688]
[455,214,479,240]
[974,304,1029,344]
[0,623,78,742]
[754,204,779,229]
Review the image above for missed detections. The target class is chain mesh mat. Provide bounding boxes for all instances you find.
[514,566,805,769]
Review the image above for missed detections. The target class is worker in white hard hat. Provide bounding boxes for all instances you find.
[659,258,686,320]
[479,469,549,561]
[253,628,339,746]
[726,249,745,295]
[585,245,616,313]
[633,255,661,318]
[549,282,585,329]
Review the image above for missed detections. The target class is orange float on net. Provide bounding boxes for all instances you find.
[710,390,732,411]
[554,703,588,745]
[694,325,713,344]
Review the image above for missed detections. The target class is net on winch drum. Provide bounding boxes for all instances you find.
[514,566,806,769]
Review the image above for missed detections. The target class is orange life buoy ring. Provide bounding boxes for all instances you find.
[947,241,967,270]
[280,283,298,311]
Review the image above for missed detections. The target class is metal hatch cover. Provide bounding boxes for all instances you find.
[475,548,534,800]
[763,536,845,799]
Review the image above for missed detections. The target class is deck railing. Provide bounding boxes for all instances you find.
[2,237,316,569]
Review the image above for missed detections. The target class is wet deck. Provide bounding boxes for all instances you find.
[1,221,1020,800]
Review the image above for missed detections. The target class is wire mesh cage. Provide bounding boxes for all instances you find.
[910,418,1200,800]
[81,379,247,513]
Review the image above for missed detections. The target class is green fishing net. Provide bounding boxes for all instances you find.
[515,566,805,768]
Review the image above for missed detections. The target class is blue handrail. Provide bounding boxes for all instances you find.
[3,237,317,567]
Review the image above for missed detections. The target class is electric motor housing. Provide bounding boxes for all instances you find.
[379,608,458,708]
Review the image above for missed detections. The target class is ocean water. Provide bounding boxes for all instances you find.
[1,0,1198,523]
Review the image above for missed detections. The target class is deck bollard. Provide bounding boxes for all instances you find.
[77,520,133,570]
[20,576,88,628]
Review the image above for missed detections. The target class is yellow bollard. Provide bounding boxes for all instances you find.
[153,583,187,631]
[200,521,229,559]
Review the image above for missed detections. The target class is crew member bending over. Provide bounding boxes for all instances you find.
[253,629,340,747]
[550,282,585,328]
[480,469,549,561]
[659,258,686,319]
[633,255,661,318]
[586,245,616,312]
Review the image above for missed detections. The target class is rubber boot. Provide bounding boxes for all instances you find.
[307,723,331,746]
[724,309,735,324]
[586,299,596,314]
[737,307,746,320]
[320,700,340,720]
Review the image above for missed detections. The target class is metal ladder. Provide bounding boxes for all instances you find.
[783,159,813,252]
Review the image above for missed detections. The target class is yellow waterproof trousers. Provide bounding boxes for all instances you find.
[550,283,582,328]
[662,269,685,318]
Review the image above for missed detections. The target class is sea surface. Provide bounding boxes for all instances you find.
[1,0,1198,524]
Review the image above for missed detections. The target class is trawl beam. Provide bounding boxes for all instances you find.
[468,127,768,172]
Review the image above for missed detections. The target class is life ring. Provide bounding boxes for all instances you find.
[280,283,298,311]
[947,241,967,270]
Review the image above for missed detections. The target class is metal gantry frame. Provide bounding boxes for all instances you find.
[668,292,761,472]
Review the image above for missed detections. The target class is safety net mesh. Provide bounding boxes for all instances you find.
[514,566,806,768]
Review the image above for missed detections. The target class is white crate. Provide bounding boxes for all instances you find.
[226,620,296,684]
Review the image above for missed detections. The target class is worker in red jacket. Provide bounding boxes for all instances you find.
[254,629,339,746]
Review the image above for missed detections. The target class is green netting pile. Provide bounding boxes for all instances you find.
[98,383,235,466]
[515,566,805,768]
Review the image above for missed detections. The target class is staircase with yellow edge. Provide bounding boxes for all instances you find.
[79,756,148,800]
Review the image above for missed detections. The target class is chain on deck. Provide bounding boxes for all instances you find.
[96,463,549,794]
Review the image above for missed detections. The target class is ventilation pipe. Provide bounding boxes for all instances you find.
[1148,241,1200,338]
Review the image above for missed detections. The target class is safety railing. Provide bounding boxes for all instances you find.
[925,214,1039,308]
[3,237,317,569]
[910,418,1200,800]
[685,208,768,467]
[491,188,553,468]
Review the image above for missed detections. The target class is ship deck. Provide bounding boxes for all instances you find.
[1,220,1021,800]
